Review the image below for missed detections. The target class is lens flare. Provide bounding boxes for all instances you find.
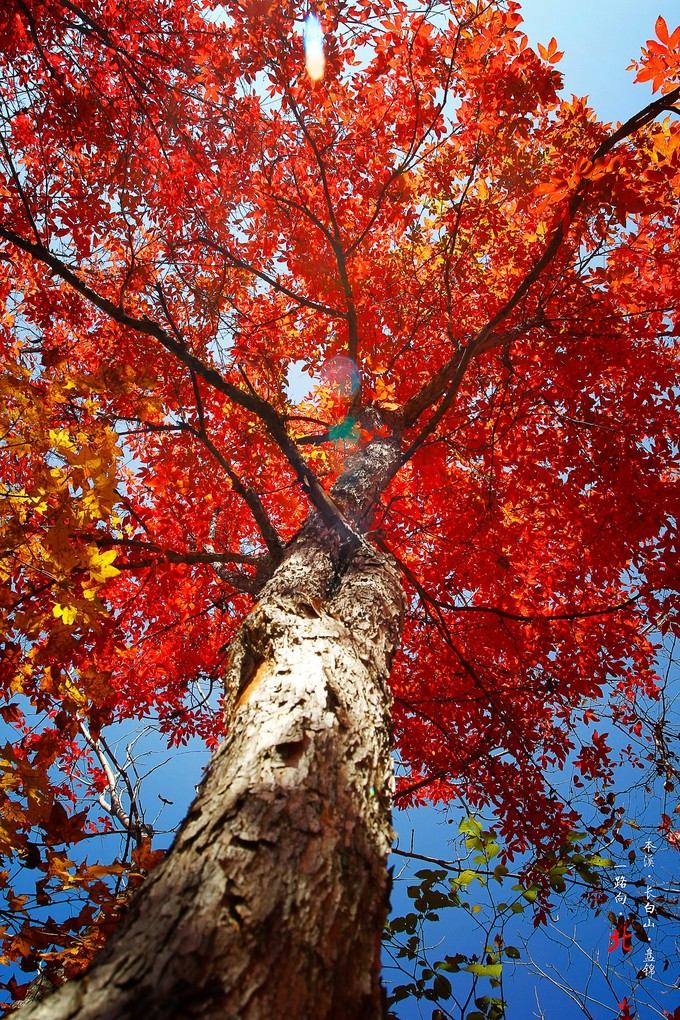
[303,12,325,81]
[320,356,360,402]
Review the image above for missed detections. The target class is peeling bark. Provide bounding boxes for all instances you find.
[18,528,404,1020]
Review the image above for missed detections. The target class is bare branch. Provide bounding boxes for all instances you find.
[79,720,152,845]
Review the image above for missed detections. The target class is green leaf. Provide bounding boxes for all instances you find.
[565,831,588,843]
[459,816,483,837]
[415,868,448,883]
[574,863,599,885]
[388,984,416,1003]
[465,963,503,978]
[425,890,453,910]
[432,973,453,999]
[452,869,478,889]
[436,953,467,973]
[389,911,418,934]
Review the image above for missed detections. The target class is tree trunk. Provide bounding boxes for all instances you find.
[18,528,404,1020]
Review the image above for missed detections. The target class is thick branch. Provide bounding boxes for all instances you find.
[385,538,641,623]
[78,535,261,567]
[0,225,360,545]
[401,84,680,432]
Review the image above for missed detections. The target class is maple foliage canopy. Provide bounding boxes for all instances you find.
[0,0,679,999]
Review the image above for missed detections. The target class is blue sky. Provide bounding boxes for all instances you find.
[516,0,677,122]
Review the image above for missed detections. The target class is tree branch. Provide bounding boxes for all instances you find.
[0,225,361,545]
[378,534,641,624]
[399,83,680,437]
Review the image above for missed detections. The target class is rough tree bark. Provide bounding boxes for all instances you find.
[18,433,405,1019]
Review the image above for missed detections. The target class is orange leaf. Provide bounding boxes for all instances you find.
[655,15,669,45]
[537,38,563,63]
[131,837,165,875]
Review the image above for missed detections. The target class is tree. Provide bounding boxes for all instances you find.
[0,0,678,1015]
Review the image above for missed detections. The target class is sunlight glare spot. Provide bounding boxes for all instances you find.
[320,356,360,402]
[304,12,325,81]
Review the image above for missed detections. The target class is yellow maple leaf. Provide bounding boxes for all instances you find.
[53,603,78,626]
[87,547,121,583]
